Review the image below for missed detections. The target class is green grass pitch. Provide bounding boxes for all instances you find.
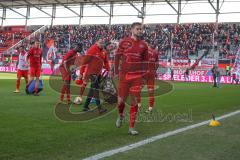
[0,73,240,160]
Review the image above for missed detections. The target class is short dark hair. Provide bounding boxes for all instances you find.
[131,22,142,29]
[145,39,151,44]
[74,43,83,52]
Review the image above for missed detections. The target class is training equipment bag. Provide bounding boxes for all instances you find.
[25,80,43,94]
[99,75,117,104]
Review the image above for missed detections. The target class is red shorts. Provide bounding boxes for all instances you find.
[118,75,143,98]
[17,69,28,79]
[30,67,41,78]
[59,66,71,81]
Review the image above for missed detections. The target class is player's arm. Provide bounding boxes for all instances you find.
[63,51,76,73]
[79,47,95,67]
[154,51,160,74]
[104,53,110,72]
[40,49,43,67]
[16,54,19,68]
[27,48,32,66]
[46,47,51,62]
[114,41,124,76]
[79,65,86,79]
[16,60,19,68]
[142,43,149,73]
[80,65,86,75]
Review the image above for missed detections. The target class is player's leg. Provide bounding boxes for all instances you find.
[51,61,54,74]
[22,70,29,92]
[60,81,66,102]
[78,79,88,104]
[59,66,71,102]
[136,82,144,108]
[60,79,69,103]
[24,70,29,86]
[14,70,22,93]
[59,66,66,101]
[60,79,71,103]
[146,78,155,113]
[215,75,218,87]
[27,67,35,89]
[65,79,71,102]
[34,77,40,96]
[33,68,41,96]
[115,80,129,128]
[117,80,129,117]
[79,82,87,97]
[128,79,142,135]
[28,76,34,85]
[83,75,107,113]
[83,75,96,111]
[128,94,139,135]
[94,75,107,113]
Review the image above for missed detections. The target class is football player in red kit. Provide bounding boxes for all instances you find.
[81,39,110,113]
[14,46,28,93]
[75,65,87,104]
[114,22,148,135]
[27,41,43,96]
[142,41,159,113]
[77,41,112,105]
[59,44,82,104]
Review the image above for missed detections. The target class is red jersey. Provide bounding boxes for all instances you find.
[61,49,78,69]
[115,37,148,79]
[81,43,110,77]
[80,65,87,75]
[148,47,159,73]
[27,47,42,68]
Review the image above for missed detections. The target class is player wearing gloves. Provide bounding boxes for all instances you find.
[81,39,110,114]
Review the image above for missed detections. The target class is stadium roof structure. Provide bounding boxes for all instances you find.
[0,0,158,7]
[0,0,238,25]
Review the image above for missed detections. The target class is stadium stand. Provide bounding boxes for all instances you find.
[1,23,240,68]
[0,26,32,53]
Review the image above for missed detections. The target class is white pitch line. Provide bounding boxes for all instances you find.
[83,110,240,160]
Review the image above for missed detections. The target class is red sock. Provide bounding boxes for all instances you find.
[79,82,87,96]
[129,104,138,128]
[60,84,66,101]
[148,85,154,107]
[16,79,20,90]
[149,96,154,108]
[66,85,71,101]
[118,102,125,117]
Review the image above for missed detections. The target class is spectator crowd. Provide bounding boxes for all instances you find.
[38,23,240,60]
[2,23,240,66]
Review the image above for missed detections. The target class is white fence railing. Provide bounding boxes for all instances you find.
[3,25,48,55]
[233,47,240,75]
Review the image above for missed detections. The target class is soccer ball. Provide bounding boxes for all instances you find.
[74,96,83,105]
